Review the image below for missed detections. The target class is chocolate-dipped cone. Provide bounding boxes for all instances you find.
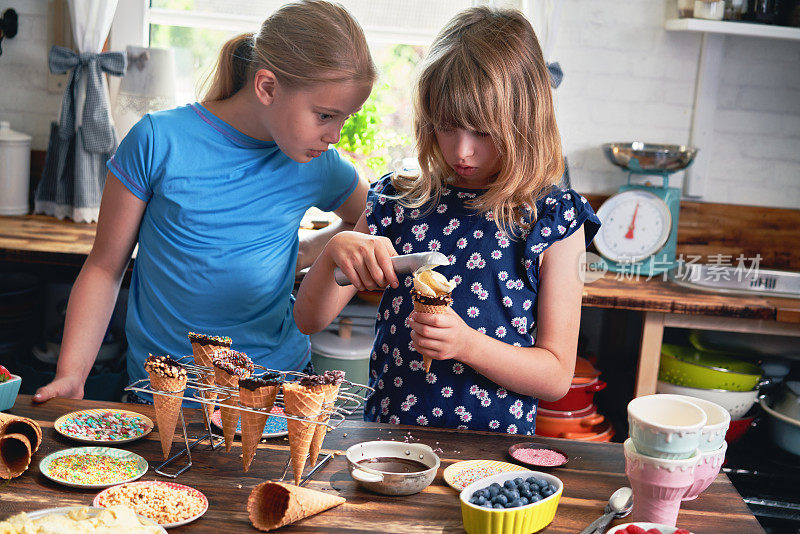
[145,355,188,459]
[411,293,452,372]
[283,382,324,485]
[188,332,232,426]
[239,375,280,472]
[212,349,254,452]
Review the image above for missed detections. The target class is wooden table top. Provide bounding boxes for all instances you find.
[2,214,798,323]
[1,395,763,533]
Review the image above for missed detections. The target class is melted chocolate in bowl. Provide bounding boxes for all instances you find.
[357,456,429,474]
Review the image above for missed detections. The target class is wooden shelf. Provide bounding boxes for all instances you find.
[665,18,800,41]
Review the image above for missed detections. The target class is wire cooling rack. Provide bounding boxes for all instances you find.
[126,356,373,483]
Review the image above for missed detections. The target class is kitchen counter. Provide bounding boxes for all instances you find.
[1,213,799,397]
[1,394,765,533]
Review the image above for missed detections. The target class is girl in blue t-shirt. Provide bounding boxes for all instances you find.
[295,6,601,434]
[34,1,376,404]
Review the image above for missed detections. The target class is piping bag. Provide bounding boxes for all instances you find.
[334,251,449,287]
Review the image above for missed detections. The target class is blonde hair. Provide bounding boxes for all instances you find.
[203,0,377,101]
[396,6,563,237]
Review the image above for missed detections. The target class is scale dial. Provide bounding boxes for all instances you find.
[594,190,672,263]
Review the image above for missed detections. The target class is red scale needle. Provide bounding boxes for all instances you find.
[625,203,639,239]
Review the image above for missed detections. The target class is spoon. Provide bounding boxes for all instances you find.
[579,486,634,534]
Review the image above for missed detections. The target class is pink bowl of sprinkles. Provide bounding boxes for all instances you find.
[508,443,569,468]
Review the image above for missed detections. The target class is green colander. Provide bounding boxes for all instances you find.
[659,344,763,391]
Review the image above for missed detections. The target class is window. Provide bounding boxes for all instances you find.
[111,0,525,180]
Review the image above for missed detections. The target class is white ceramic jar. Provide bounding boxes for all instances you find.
[0,121,32,215]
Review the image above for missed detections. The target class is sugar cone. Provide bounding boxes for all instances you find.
[247,481,345,532]
[0,414,41,453]
[189,337,230,425]
[239,384,278,472]
[0,433,32,479]
[307,383,340,469]
[283,382,325,485]
[214,366,247,452]
[412,297,450,373]
[149,372,187,459]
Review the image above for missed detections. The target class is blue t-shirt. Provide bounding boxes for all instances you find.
[364,175,600,434]
[108,103,358,398]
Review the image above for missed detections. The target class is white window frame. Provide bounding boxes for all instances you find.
[109,0,530,51]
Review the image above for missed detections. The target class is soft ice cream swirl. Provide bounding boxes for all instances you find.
[413,267,455,297]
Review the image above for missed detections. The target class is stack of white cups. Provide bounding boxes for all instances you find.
[625,394,730,526]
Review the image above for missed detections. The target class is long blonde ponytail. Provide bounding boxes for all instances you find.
[203,1,376,101]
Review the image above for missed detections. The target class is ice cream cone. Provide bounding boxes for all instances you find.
[215,366,242,452]
[145,356,188,460]
[239,377,280,472]
[308,382,340,469]
[247,481,345,532]
[0,433,32,479]
[283,382,325,485]
[412,296,451,372]
[212,349,254,452]
[0,414,41,453]
[188,332,232,425]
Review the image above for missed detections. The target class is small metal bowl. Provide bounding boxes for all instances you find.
[602,142,698,172]
[346,440,440,496]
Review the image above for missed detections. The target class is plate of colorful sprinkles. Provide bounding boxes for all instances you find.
[93,480,208,528]
[210,406,288,438]
[54,409,154,445]
[39,447,148,489]
[507,443,569,468]
[443,459,528,491]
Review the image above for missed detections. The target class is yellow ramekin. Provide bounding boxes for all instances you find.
[459,470,563,534]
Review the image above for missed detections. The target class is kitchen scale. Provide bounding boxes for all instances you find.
[593,143,698,276]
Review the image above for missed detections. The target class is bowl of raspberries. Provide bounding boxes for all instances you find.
[459,469,563,534]
[609,523,693,534]
[0,364,21,412]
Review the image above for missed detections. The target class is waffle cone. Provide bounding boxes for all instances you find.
[239,384,279,472]
[0,414,41,453]
[247,481,345,531]
[412,298,450,372]
[149,372,187,459]
[283,382,325,485]
[412,299,450,315]
[214,366,247,452]
[0,432,32,479]
[190,339,229,424]
[308,383,340,469]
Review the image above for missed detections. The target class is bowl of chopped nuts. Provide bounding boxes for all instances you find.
[0,365,21,412]
[93,480,208,528]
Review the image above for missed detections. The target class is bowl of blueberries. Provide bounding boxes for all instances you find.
[459,469,563,534]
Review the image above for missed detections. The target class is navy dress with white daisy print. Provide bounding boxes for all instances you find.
[363,175,601,434]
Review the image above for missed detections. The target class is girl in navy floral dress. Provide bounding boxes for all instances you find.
[295,6,601,435]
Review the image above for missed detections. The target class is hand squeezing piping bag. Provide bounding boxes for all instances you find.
[333,251,449,287]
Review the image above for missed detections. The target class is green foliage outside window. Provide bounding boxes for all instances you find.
[336,44,426,182]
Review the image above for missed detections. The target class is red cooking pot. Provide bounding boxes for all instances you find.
[535,405,606,437]
[538,377,607,412]
[561,421,615,442]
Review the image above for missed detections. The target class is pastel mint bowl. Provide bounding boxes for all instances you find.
[653,394,730,452]
[460,470,563,534]
[0,374,21,411]
[628,394,706,459]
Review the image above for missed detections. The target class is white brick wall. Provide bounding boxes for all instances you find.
[0,0,798,208]
[555,0,800,209]
[0,1,62,151]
